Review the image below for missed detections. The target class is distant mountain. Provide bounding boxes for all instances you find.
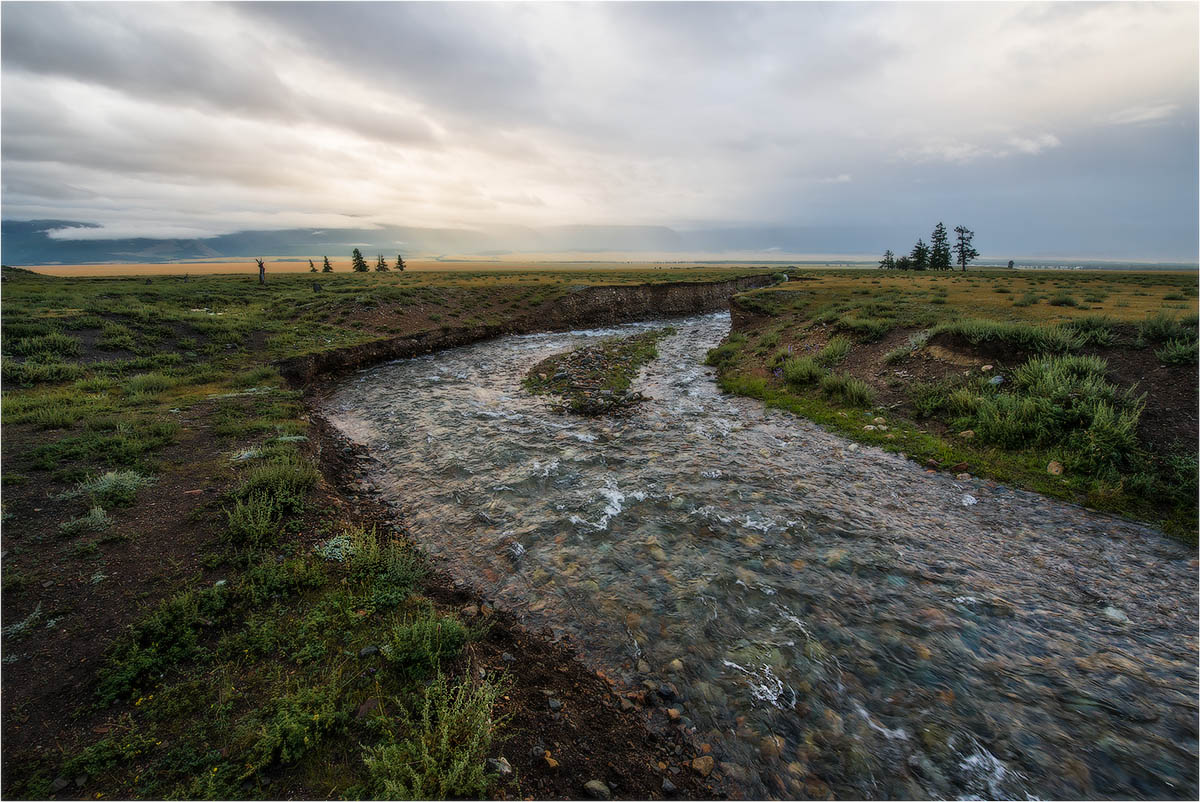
[1,219,897,265]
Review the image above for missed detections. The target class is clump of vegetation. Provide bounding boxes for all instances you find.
[524,327,673,415]
[1139,312,1198,345]
[932,318,1084,353]
[363,673,506,800]
[883,330,931,363]
[819,373,875,407]
[1048,292,1078,307]
[59,506,112,537]
[782,355,825,386]
[836,315,892,342]
[1156,338,1198,365]
[64,470,156,507]
[232,450,320,514]
[815,335,852,367]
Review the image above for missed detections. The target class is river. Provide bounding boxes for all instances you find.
[324,312,1197,800]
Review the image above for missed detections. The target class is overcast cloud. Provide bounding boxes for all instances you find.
[2,1,1197,258]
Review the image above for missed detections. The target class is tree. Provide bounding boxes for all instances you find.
[256,258,265,285]
[351,248,369,272]
[930,222,952,271]
[894,255,914,271]
[1007,260,1015,269]
[878,249,895,270]
[909,238,930,271]
[953,226,978,272]
[375,254,389,272]
[309,259,317,273]
[395,254,406,272]
[322,256,333,273]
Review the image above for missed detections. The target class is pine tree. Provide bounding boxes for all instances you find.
[910,238,930,271]
[375,254,389,272]
[894,255,913,271]
[878,249,895,270]
[351,248,369,272]
[396,254,406,272]
[322,256,333,273]
[953,226,978,272]
[309,259,316,273]
[929,223,952,270]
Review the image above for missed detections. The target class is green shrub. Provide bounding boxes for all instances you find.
[1066,401,1143,478]
[383,610,468,680]
[1,358,85,385]
[1139,312,1198,344]
[124,372,176,396]
[95,584,230,705]
[815,335,852,367]
[363,674,505,800]
[819,373,874,407]
[781,356,825,386]
[883,331,931,364]
[225,491,281,549]
[1065,315,1116,346]
[233,452,319,514]
[1012,292,1039,308]
[1048,293,1078,307]
[1156,338,1198,365]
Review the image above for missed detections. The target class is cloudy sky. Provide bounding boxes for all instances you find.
[2,1,1197,259]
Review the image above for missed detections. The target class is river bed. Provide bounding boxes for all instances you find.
[324,312,1197,800]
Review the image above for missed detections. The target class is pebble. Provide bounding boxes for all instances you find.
[957,473,972,481]
[959,429,975,439]
[1103,606,1130,624]
[1047,460,1064,475]
[662,778,677,793]
[548,697,563,711]
[488,757,513,776]
[583,779,612,800]
[667,658,684,672]
[357,645,379,658]
[692,756,715,776]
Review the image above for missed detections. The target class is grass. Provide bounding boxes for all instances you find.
[709,268,1198,539]
[64,470,156,507]
[524,327,673,414]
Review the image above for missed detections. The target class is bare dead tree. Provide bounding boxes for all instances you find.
[256,258,265,285]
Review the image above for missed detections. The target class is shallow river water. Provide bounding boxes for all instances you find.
[325,313,1197,800]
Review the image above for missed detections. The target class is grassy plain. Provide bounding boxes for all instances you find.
[707,268,1199,539]
[1,266,756,800]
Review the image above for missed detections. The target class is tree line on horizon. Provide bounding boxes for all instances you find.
[294,250,407,273]
[879,223,978,271]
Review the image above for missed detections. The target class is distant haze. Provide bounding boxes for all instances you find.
[2,2,1197,262]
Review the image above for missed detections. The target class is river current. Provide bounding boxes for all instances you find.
[324,312,1197,800]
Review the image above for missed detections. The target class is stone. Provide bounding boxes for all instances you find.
[355,697,380,719]
[959,429,975,439]
[873,417,886,425]
[1103,606,1130,624]
[358,645,379,658]
[760,734,786,759]
[692,756,715,776]
[50,777,70,793]
[543,753,560,770]
[956,473,972,481]
[488,757,513,776]
[981,364,994,372]
[461,604,479,617]
[1047,460,1064,476]
[863,425,877,431]
[548,697,563,711]
[619,697,635,711]
[950,461,968,472]
[662,778,677,794]
[667,707,682,720]
[583,780,612,800]
[501,651,516,662]
[667,658,684,672]
[637,659,651,674]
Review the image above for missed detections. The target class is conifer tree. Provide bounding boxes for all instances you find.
[930,222,952,270]
[953,226,978,272]
[309,259,317,273]
[322,256,333,273]
[396,254,406,272]
[375,254,389,271]
[910,238,930,271]
[351,248,369,272]
[878,249,895,270]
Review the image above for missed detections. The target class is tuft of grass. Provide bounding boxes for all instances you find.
[836,315,892,342]
[363,673,506,801]
[123,372,176,396]
[383,608,469,681]
[1065,315,1117,346]
[1048,292,1078,307]
[815,335,852,367]
[933,318,1084,353]
[233,451,320,514]
[819,373,875,407]
[1139,312,1198,345]
[781,356,825,386]
[224,491,281,549]
[883,330,931,364]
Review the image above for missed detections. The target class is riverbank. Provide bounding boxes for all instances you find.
[709,269,1199,539]
[1,267,768,799]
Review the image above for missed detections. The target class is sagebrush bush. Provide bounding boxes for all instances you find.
[67,470,156,507]
[383,610,468,680]
[363,674,505,800]
[1156,338,1198,365]
[225,491,281,548]
[233,452,319,513]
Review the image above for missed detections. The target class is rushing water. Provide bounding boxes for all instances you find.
[325,313,1198,800]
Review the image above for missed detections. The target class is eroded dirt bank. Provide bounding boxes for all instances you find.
[279,275,775,386]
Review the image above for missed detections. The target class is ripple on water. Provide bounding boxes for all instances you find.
[325,312,1198,801]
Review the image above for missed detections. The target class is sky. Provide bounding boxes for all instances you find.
[2,1,1197,260]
